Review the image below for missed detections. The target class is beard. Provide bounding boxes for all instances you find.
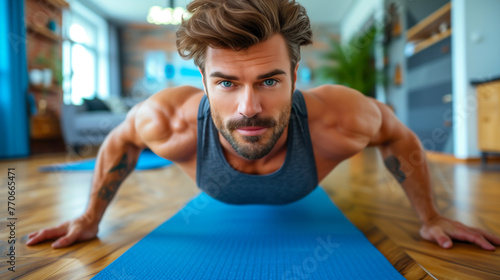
[211,101,292,161]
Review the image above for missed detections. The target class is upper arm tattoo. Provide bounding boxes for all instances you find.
[98,153,136,202]
[384,155,406,183]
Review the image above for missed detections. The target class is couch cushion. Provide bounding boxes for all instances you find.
[102,97,129,114]
[74,112,127,134]
[83,97,111,111]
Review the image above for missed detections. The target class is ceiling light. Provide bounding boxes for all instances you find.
[147,0,190,25]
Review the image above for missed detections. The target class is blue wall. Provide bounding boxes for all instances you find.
[407,37,453,153]
[0,0,30,158]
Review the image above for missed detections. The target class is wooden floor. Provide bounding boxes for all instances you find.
[0,147,499,279]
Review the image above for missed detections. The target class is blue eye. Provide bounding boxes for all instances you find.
[263,79,277,86]
[220,81,233,87]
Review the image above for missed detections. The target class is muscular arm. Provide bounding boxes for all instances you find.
[311,85,499,250]
[367,101,439,222]
[84,86,201,220]
[26,104,146,248]
[368,99,500,250]
[84,104,146,224]
[88,86,201,215]
[26,86,202,248]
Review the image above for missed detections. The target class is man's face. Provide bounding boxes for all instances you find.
[202,34,298,160]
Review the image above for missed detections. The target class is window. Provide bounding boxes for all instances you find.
[63,2,109,105]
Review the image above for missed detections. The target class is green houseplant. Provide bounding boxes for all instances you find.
[319,26,378,96]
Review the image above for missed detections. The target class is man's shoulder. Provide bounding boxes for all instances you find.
[301,85,363,123]
[301,84,364,106]
[302,85,382,157]
[133,86,204,152]
[137,86,205,120]
[302,84,380,125]
[148,85,205,109]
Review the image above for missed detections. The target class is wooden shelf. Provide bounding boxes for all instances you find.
[412,28,452,55]
[407,2,451,41]
[29,84,63,95]
[26,0,68,155]
[27,24,62,42]
[42,0,69,9]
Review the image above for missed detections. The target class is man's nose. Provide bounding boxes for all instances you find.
[238,87,262,118]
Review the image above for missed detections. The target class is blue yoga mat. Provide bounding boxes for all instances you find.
[93,188,404,279]
[38,150,172,172]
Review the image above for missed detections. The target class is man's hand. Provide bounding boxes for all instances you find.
[420,215,500,251]
[26,215,98,249]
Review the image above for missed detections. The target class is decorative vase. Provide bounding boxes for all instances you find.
[29,69,43,86]
[42,68,53,88]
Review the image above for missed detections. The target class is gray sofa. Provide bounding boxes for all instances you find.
[60,97,144,152]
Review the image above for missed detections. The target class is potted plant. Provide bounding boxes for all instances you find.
[318,25,379,97]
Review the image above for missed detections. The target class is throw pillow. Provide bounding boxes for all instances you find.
[102,97,129,114]
[83,97,111,112]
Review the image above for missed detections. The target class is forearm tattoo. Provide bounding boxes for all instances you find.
[384,155,406,183]
[98,154,135,202]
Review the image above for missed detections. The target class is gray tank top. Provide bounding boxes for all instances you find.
[196,90,318,205]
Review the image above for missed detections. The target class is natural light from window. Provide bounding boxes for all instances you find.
[63,2,109,105]
[71,43,96,103]
[69,23,88,44]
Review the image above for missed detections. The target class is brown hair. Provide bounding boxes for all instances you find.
[176,0,313,74]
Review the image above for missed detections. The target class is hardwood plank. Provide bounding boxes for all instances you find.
[0,257,79,280]
[322,148,500,279]
[1,147,499,278]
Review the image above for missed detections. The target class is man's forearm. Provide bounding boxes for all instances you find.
[83,132,142,224]
[378,132,440,223]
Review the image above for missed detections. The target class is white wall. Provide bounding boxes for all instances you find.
[340,0,384,43]
[452,0,500,158]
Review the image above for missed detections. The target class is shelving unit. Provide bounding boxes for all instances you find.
[29,84,63,95]
[27,23,62,42]
[386,0,455,154]
[407,2,451,55]
[384,0,500,158]
[412,28,451,54]
[25,0,69,154]
[44,0,69,9]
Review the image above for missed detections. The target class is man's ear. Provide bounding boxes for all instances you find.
[292,63,299,92]
[199,67,207,95]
